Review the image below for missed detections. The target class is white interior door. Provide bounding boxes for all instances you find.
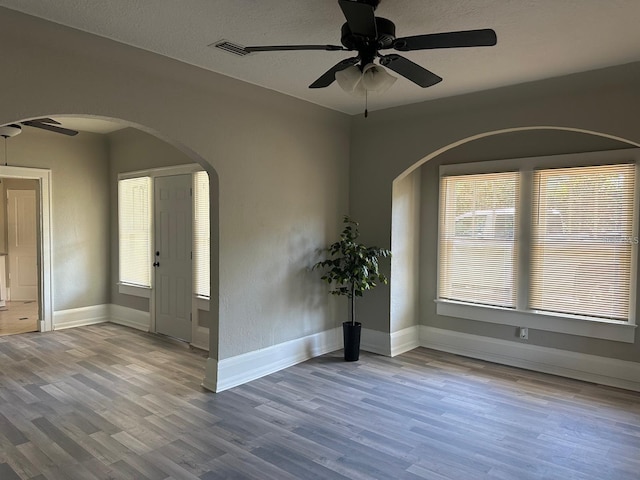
[154,175,192,342]
[7,189,38,301]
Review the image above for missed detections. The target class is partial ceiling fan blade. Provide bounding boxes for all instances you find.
[309,57,360,88]
[338,0,377,38]
[394,28,497,51]
[379,54,442,88]
[22,120,79,136]
[244,44,346,52]
[31,117,62,125]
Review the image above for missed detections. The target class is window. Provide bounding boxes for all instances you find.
[437,149,639,342]
[439,172,518,308]
[117,166,210,301]
[118,177,151,287]
[193,171,210,298]
[531,164,634,320]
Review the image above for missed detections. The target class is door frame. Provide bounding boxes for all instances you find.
[0,166,52,332]
[118,163,209,348]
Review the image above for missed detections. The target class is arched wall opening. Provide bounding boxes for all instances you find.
[390,126,639,356]
[1,114,220,358]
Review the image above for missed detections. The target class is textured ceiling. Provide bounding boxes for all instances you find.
[2,0,640,115]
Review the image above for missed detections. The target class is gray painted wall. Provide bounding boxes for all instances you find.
[0,128,110,311]
[0,8,350,360]
[350,64,640,364]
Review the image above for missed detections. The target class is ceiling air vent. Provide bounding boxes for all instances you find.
[211,40,250,56]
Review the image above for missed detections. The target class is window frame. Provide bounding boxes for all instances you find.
[117,164,210,308]
[436,148,640,343]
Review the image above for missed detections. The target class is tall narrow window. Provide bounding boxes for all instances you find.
[118,177,151,287]
[193,171,210,298]
[439,172,519,307]
[531,164,635,320]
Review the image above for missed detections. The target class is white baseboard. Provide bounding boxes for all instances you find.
[53,304,109,330]
[361,326,421,357]
[202,357,218,392]
[109,304,150,332]
[391,325,420,356]
[420,326,640,392]
[203,327,342,393]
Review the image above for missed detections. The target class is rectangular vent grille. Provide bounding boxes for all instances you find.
[211,40,250,56]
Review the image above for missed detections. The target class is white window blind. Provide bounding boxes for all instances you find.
[531,164,635,320]
[118,177,151,287]
[193,171,210,298]
[439,172,519,308]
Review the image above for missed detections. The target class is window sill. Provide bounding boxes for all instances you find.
[435,300,636,343]
[118,283,151,298]
[195,295,210,312]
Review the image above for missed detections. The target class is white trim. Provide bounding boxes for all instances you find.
[420,326,640,392]
[53,304,109,330]
[202,357,218,392]
[108,304,150,331]
[0,166,53,332]
[117,283,151,298]
[190,297,209,351]
[390,326,421,356]
[362,326,421,357]
[204,327,342,393]
[196,296,210,311]
[436,300,636,343]
[118,163,203,180]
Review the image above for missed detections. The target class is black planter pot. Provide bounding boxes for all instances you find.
[343,321,362,362]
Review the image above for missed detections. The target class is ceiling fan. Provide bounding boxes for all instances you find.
[241,0,497,94]
[0,118,79,138]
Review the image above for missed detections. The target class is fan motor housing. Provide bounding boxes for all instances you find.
[341,17,396,51]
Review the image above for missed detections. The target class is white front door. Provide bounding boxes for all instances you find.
[7,189,38,301]
[154,175,192,342]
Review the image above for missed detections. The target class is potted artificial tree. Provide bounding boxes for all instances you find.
[314,216,391,361]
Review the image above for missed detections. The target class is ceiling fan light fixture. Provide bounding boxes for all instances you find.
[335,65,364,96]
[0,124,22,138]
[335,63,397,97]
[360,63,396,93]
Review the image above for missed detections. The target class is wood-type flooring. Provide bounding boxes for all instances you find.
[0,323,638,479]
[0,302,39,336]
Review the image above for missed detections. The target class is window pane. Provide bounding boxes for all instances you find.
[118,177,151,287]
[194,171,210,298]
[439,172,518,307]
[530,164,635,320]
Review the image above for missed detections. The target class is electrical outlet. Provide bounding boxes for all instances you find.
[519,327,528,340]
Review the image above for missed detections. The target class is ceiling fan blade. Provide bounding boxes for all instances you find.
[22,120,79,136]
[339,0,377,38]
[394,28,497,51]
[309,57,360,88]
[379,54,442,88]
[244,44,346,52]
[31,117,62,125]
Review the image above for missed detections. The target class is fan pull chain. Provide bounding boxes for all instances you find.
[364,90,368,118]
[3,137,7,166]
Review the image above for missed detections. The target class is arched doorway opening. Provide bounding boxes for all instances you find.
[389,126,640,350]
[0,115,219,355]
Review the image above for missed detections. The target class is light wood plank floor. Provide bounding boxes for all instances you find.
[0,324,638,479]
[0,302,39,337]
